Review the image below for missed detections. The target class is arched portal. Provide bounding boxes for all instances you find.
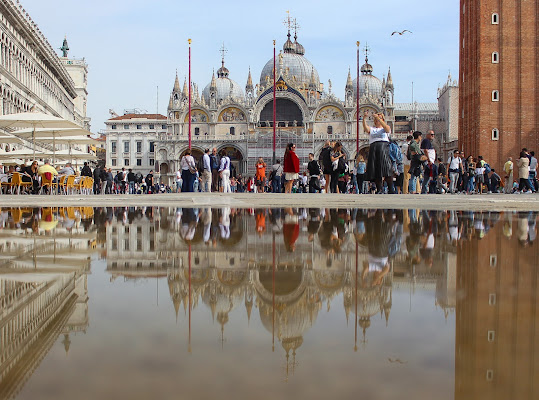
[260,99,303,127]
[180,148,204,160]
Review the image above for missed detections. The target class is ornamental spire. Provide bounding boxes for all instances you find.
[173,70,181,91]
[246,67,253,90]
[346,67,353,89]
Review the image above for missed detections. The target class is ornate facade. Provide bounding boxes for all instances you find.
[155,29,395,182]
[0,1,89,129]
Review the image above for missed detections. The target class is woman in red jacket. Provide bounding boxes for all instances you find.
[283,142,300,193]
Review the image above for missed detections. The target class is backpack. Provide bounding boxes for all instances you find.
[197,155,205,173]
[389,141,403,164]
[483,163,491,173]
[406,144,412,161]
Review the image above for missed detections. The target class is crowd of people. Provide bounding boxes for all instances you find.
[3,113,536,195]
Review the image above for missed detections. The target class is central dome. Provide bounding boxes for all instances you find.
[352,57,383,99]
[260,35,320,90]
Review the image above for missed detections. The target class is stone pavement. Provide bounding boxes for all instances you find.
[1,192,538,211]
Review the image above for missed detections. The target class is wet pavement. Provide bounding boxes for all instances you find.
[0,206,537,399]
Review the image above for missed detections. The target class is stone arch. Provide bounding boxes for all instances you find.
[217,144,245,175]
[159,162,169,175]
[217,105,248,123]
[314,102,348,122]
[183,108,209,123]
[253,91,310,126]
[253,269,307,305]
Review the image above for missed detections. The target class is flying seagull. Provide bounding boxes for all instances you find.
[391,30,412,36]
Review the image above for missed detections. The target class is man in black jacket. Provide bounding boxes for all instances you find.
[308,153,321,193]
[81,162,92,177]
[319,140,332,193]
[93,165,102,194]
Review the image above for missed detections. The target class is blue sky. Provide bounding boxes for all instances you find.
[21,0,459,133]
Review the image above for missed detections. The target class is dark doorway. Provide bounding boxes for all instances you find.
[260,99,303,127]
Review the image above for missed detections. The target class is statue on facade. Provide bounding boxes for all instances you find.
[59,37,69,57]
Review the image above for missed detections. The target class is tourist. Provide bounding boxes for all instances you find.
[210,147,220,192]
[408,132,424,194]
[466,156,476,194]
[528,151,537,192]
[447,150,462,194]
[307,153,321,193]
[145,170,154,194]
[283,142,299,193]
[175,167,182,193]
[21,161,39,194]
[421,130,436,164]
[319,140,332,193]
[127,169,136,194]
[356,154,367,194]
[58,162,75,176]
[517,150,533,193]
[219,150,231,193]
[81,162,92,177]
[474,158,486,193]
[105,168,113,194]
[363,111,394,194]
[402,134,412,193]
[489,169,501,193]
[270,160,283,193]
[201,148,212,192]
[330,141,346,193]
[255,157,267,193]
[503,156,514,194]
[180,149,197,192]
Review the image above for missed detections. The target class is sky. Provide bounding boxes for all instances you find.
[21,0,459,133]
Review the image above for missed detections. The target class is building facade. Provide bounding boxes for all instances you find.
[459,0,539,170]
[0,0,89,128]
[154,30,396,182]
[104,112,167,173]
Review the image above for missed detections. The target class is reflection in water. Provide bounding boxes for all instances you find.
[0,206,537,399]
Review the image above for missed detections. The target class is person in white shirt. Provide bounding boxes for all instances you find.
[201,148,212,192]
[218,150,231,193]
[447,150,463,194]
[176,168,182,193]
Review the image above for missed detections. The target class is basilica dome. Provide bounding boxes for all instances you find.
[202,61,244,104]
[352,57,384,99]
[260,33,320,90]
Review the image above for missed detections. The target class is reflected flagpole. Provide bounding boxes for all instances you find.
[272,231,276,352]
[273,40,277,165]
[188,39,192,150]
[356,41,360,156]
[188,242,192,353]
[354,241,358,352]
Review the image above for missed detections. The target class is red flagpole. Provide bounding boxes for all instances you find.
[273,40,276,164]
[188,38,192,150]
[356,41,360,156]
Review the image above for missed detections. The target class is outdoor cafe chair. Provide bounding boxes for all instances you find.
[39,172,58,195]
[73,176,86,194]
[64,175,76,195]
[57,175,67,194]
[8,172,33,194]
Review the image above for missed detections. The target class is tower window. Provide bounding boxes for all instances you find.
[491,13,499,24]
[492,52,499,63]
[492,90,499,101]
[492,128,499,141]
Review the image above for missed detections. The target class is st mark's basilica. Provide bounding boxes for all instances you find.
[154,25,396,179]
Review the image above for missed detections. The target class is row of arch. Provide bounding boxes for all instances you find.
[170,92,382,126]
[0,83,33,114]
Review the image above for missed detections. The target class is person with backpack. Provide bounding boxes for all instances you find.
[388,139,404,193]
[402,134,413,193]
[210,147,220,192]
[307,153,321,193]
[81,162,92,178]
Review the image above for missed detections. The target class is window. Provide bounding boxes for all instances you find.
[136,159,142,166]
[487,331,495,342]
[149,158,155,166]
[136,124,142,129]
[489,293,496,306]
[123,141,129,153]
[194,127,200,135]
[327,126,333,134]
[111,141,117,153]
[124,158,129,166]
[486,370,494,381]
[492,52,499,63]
[492,128,499,141]
[492,90,499,101]
[149,142,155,152]
[111,124,117,130]
[111,158,117,166]
[162,124,167,129]
[491,13,499,24]
[136,141,142,153]
[149,124,155,129]
[490,254,498,267]
[124,124,129,129]
[230,126,235,135]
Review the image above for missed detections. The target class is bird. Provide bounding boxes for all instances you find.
[391,30,412,36]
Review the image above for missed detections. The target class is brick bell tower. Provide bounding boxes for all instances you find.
[459,0,539,170]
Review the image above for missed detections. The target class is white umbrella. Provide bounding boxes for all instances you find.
[11,126,92,163]
[0,133,23,144]
[37,136,98,145]
[55,148,97,162]
[0,112,80,158]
